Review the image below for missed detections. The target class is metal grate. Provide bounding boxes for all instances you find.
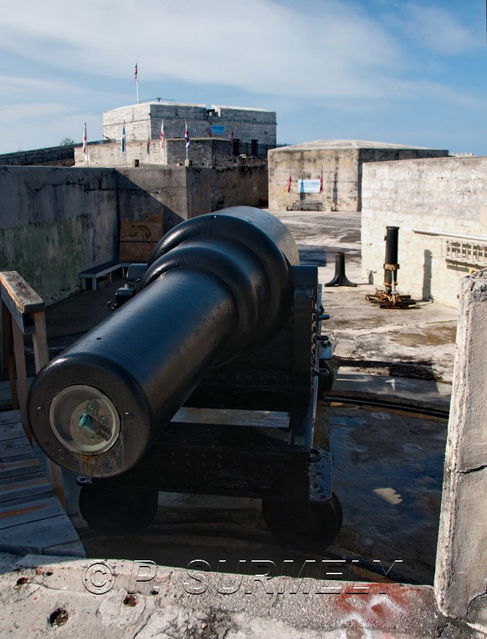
[444,239,487,267]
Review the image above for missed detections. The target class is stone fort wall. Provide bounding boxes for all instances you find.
[0,164,267,304]
[268,146,448,212]
[361,156,487,307]
[103,103,276,147]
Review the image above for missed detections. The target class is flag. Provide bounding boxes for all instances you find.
[134,63,138,81]
[160,120,165,149]
[120,124,126,153]
[82,123,87,154]
[286,174,292,193]
[319,171,323,193]
[184,121,190,149]
[146,123,151,155]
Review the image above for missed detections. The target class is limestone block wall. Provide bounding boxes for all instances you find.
[75,141,165,167]
[103,103,276,146]
[213,106,276,145]
[0,166,118,303]
[268,146,448,212]
[209,162,268,210]
[75,139,235,168]
[435,270,487,632]
[361,157,487,307]
[268,148,360,212]
[103,104,206,142]
[165,139,234,167]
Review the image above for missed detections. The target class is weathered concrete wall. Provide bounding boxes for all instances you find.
[75,141,165,168]
[165,139,234,168]
[0,163,266,303]
[435,270,487,633]
[116,166,212,230]
[268,146,448,212]
[268,148,360,212]
[76,139,235,169]
[0,166,118,303]
[0,144,76,166]
[361,157,487,307]
[210,162,268,210]
[213,105,276,145]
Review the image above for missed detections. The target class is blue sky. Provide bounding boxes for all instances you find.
[0,0,485,154]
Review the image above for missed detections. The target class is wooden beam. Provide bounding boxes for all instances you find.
[1,304,18,408]
[0,272,65,506]
[11,319,31,443]
[0,271,44,315]
[32,311,49,372]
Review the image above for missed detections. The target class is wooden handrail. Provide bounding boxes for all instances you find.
[0,271,65,505]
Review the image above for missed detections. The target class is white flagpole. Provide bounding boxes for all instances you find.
[135,63,139,104]
[82,122,89,166]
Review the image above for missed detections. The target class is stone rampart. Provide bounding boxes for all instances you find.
[0,163,267,303]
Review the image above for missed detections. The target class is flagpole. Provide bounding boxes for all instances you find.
[147,122,151,165]
[160,120,165,166]
[134,63,139,104]
[184,121,190,165]
[82,122,89,166]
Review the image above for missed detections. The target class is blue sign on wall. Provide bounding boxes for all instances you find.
[211,125,225,136]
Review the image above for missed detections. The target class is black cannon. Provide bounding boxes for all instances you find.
[28,206,341,550]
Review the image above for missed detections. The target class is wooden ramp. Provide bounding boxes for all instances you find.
[0,410,85,557]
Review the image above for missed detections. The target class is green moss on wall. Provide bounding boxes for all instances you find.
[0,215,95,303]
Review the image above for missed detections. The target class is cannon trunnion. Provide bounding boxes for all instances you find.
[28,206,341,550]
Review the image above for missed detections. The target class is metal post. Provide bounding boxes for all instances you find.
[366,226,416,308]
[384,226,399,295]
[325,252,357,287]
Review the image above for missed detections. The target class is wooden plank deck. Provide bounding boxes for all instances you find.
[0,409,85,557]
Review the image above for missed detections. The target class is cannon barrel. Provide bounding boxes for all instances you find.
[28,207,299,478]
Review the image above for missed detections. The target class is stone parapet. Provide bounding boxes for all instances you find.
[435,269,487,633]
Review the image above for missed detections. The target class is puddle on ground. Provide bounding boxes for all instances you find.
[393,325,456,348]
[78,403,447,587]
[318,405,447,584]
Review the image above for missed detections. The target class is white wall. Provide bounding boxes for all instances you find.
[361,157,487,307]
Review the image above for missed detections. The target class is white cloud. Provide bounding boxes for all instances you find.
[0,98,102,152]
[0,0,484,153]
[393,3,477,55]
[0,74,99,100]
[0,0,404,100]
[0,102,77,120]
